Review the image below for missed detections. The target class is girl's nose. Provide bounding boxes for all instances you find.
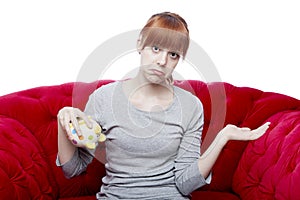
[156,51,168,66]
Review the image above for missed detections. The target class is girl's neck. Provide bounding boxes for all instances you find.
[121,75,174,112]
[125,75,173,98]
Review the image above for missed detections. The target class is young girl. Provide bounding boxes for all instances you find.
[57,12,270,199]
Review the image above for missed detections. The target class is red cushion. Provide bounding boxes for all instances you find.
[233,111,300,200]
[192,191,240,200]
[0,116,58,199]
[60,196,96,200]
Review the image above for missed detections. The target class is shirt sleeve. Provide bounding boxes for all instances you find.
[56,148,94,179]
[174,98,209,196]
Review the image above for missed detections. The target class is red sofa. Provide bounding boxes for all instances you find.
[0,80,299,200]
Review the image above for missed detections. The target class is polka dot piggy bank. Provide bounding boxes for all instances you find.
[69,116,106,149]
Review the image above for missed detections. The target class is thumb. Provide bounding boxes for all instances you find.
[240,127,251,131]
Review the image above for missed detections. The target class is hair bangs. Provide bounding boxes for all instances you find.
[140,27,189,58]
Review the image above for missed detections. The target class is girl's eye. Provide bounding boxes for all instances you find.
[169,52,179,59]
[152,46,160,52]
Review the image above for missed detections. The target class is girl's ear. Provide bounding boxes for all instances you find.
[136,35,142,54]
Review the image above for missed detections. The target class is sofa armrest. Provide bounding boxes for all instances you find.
[233,110,300,199]
[0,115,58,199]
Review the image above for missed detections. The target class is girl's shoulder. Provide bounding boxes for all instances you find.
[93,81,120,96]
[174,86,201,103]
[174,85,203,112]
[96,81,119,91]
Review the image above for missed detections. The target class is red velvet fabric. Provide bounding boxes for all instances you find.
[0,80,299,199]
[233,111,300,200]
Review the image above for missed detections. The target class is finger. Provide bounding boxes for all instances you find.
[240,127,251,131]
[252,122,271,136]
[58,113,65,129]
[58,108,67,126]
[70,114,82,137]
[63,115,73,138]
[257,122,271,132]
[81,115,93,129]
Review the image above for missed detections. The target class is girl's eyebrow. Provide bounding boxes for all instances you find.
[139,27,189,58]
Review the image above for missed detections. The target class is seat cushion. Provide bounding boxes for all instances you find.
[191,191,240,200]
[59,196,96,200]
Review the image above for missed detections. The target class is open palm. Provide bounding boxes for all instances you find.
[222,122,271,141]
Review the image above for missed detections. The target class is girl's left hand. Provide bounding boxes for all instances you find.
[221,122,271,141]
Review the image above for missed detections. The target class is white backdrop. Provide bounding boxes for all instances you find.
[1,0,299,99]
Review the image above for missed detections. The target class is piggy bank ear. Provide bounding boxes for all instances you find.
[98,133,106,142]
[94,124,102,134]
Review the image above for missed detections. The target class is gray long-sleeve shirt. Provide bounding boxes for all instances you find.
[57,81,209,199]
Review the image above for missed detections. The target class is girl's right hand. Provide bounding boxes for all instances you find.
[57,107,92,142]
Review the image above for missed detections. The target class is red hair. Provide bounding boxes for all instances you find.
[139,12,190,58]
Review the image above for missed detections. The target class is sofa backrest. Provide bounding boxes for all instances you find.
[0,80,299,199]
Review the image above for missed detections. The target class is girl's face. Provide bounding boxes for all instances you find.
[139,45,180,85]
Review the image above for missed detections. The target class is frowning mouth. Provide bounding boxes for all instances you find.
[152,69,165,76]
